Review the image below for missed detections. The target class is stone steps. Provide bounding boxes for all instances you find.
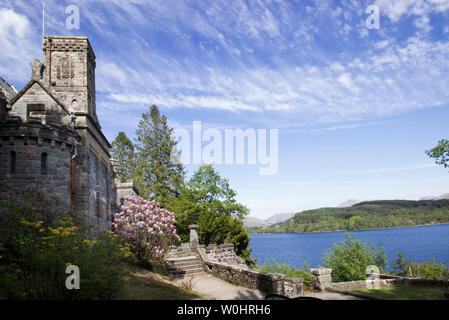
[164,246,203,279]
[164,257,202,268]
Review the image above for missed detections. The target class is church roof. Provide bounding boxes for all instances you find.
[0,76,17,101]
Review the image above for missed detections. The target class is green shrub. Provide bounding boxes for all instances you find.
[257,260,314,290]
[392,252,449,280]
[0,186,129,300]
[322,233,387,282]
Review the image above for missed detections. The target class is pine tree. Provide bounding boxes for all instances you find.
[134,105,184,207]
[111,131,136,183]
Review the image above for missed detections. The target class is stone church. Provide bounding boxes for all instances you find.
[0,36,135,233]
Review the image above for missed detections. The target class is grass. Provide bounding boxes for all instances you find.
[350,286,446,300]
[115,263,209,300]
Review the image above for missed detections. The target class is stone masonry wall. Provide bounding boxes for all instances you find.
[76,142,114,234]
[0,128,74,208]
[197,243,304,297]
[203,243,246,265]
[331,274,449,290]
[116,179,138,207]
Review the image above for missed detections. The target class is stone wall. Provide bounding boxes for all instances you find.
[197,243,304,297]
[116,179,138,207]
[203,243,246,266]
[310,268,332,292]
[76,142,115,234]
[0,122,76,209]
[332,274,449,290]
[7,82,72,127]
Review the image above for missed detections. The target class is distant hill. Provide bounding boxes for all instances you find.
[420,193,449,201]
[337,199,361,207]
[243,213,294,228]
[243,217,270,228]
[264,213,295,225]
[248,199,449,234]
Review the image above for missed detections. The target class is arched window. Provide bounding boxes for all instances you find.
[10,151,16,174]
[41,153,47,175]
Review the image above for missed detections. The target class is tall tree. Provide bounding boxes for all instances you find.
[187,164,249,219]
[134,105,184,207]
[426,139,449,170]
[111,131,136,183]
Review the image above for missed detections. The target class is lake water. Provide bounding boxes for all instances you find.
[248,224,449,269]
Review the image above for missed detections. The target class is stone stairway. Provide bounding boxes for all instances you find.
[164,245,204,279]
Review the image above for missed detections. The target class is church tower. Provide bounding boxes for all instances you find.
[42,36,98,124]
[42,36,115,233]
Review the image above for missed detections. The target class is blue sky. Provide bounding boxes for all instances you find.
[1,0,449,219]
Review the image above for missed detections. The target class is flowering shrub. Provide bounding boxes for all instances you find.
[0,186,129,299]
[113,195,181,265]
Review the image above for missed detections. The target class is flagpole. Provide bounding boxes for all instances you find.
[42,1,45,38]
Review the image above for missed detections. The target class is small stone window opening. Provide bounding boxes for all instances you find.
[10,151,16,174]
[41,153,47,175]
[96,191,101,217]
[27,104,45,122]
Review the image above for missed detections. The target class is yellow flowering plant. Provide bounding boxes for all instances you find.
[0,186,129,299]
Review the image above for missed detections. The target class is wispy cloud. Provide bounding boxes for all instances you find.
[352,163,437,175]
[3,1,449,131]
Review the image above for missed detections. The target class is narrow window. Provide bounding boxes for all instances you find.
[10,151,16,174]
[96,191,101,217]
[41,153,47,175]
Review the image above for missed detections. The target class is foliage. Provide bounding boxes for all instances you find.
[170,165,255,265]
[426,139,449,169]
[0,185,75,244]
[134,105,184,207]
[196,209,254,265]
[113,195,181,266]
[0,187,128,299]
[257,260,314,290]
[250,199,449,234]
[322,234,387,282]
[186,165,249,220]
[392,252,449,280]
[111,131,136,183]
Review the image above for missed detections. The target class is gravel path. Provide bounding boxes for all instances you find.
[176,273,266,300]
[176,273,363,300]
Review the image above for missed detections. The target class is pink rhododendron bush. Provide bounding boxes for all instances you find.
[113,195,181,265]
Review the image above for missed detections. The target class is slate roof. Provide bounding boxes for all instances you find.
[0,76,17,100]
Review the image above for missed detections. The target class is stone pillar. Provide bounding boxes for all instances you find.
[310,268,332,292]
[30,59,44,81]
[188,224,199,249]
[284,278,304,297]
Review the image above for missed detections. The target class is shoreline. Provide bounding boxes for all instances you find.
[247,222,449,236]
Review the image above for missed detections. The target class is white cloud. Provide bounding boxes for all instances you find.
[375,0,449,22]
[0,8,39,82]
